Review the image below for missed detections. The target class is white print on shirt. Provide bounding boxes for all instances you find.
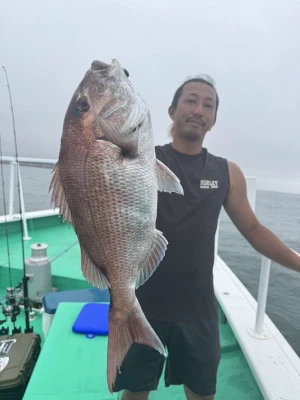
[200,180,219,189]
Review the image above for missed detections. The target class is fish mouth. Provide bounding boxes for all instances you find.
[91,60,130,78]
[91,60,110,72]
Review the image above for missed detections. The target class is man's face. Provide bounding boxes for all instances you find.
[169,82,217,142]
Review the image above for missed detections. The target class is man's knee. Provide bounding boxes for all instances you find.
[121,389,150,400]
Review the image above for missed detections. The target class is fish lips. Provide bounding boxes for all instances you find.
[91,60,110,71]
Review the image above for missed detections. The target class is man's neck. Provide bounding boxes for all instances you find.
[171,137,204,155]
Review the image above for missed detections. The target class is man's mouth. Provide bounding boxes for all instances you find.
[187,119,205,126]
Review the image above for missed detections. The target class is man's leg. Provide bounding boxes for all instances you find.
[121,390,150,400]
[184,385,214,400]
[164,320,220,399]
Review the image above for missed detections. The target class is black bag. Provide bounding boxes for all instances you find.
[0,333,41,400]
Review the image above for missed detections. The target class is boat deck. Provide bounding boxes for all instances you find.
[22,302,262,400]
[0,215,263,399]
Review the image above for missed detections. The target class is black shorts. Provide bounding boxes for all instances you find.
[113,319,221,396]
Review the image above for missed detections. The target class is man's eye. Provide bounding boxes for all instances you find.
[205,104,213,108]
[186,99,195,104]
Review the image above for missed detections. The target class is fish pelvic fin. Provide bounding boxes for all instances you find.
[107,302,166,393]
[81,245,110,289]
[155,158,184,195]
[136,229,168,288]
[49,164,73,224]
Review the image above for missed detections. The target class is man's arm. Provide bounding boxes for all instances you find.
[224,162,300,273]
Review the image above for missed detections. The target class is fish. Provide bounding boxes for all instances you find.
[49,59,183,393]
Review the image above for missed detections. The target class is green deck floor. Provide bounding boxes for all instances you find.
[20,302,263,400]
[0,216,264,399]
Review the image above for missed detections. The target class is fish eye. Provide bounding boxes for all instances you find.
[77,97,90,112]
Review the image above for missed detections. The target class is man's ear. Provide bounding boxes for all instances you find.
[168,106,175,121]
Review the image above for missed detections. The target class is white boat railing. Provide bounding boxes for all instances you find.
[0,156,298,347]
[252,256,272,338]
[214,255,300,399]
[252,248,300,340]
[242,177,271,339]
[0,156,58,236]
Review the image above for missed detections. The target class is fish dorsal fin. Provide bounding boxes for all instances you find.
[136,229,168,288]
[156,158,184,195]
[81,245,110,289]
[49,164,73,224]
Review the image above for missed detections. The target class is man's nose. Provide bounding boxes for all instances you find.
[193,103,204,116]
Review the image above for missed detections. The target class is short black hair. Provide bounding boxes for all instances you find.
[170,75,219,120]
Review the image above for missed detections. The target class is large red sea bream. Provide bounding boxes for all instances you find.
[50,59,183,392]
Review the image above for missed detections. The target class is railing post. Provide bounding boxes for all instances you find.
[248,256,271,339]
[17,162,31,240]
[255,256,271,334]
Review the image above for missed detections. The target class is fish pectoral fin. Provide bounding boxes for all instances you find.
[49,164,73,224]
[136,229,168,288]
[81,246,110,289]
[155,158,184,195]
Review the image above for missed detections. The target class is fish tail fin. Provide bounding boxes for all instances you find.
[107,303,165,393]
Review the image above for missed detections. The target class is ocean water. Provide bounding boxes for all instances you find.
[1,164,300,356]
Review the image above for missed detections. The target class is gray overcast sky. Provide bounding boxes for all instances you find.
[1,0,300,191]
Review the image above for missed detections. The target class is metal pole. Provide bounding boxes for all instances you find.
[254,256,271,336]
[17,164,31,240]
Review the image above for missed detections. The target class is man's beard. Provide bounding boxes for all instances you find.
[184,132,203,142]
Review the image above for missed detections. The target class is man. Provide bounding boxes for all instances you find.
[114,76,300,400]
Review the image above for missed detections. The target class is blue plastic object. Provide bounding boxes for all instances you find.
[72,303,109,336]
[43,288,110,315]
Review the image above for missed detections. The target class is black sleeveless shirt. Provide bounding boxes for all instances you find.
[136,144,230,322]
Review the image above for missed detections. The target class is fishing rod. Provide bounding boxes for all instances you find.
[1,66,33,334]
[0,134,20,334]
[0,136,13,289]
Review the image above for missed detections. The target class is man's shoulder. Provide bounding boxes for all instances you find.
[155,143,171,159]
[155,143,170,153]
[206,149,228,165]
